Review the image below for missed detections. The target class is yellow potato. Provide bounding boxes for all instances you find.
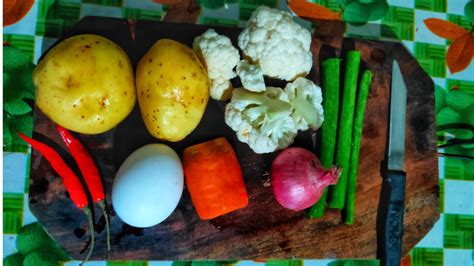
[136,39,210,142]
[33,34,136,134]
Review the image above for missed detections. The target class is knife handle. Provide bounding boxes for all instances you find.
[382,170,406,266]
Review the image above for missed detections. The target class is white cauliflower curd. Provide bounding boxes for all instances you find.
[225,87,297,154]
[193,29,240,100]
[225,78,324,154]
[236,60,266,92]
[285,77,324,131]
[238,6,312,81]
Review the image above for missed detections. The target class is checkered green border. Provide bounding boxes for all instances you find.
[3,0,474,265]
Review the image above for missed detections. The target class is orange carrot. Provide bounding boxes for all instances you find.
[183,137,248,220]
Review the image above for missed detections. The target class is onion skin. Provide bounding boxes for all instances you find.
[271,147,341,211]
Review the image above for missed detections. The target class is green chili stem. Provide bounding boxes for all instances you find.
[81,207,95,265]
[99,201,111,251]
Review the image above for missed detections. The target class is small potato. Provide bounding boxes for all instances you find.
[33,34,136,134]
[136,39,210,142]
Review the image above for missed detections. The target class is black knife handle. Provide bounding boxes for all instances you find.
[381,169,406,266]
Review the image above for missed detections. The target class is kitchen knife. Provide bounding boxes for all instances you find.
[377,60,407,266]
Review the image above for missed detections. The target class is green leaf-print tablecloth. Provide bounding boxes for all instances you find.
[3,0,474,265]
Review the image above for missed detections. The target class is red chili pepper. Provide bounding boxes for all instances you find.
[56,125,104,203]
[56,125,111,251]
[18,132,96,263]
[18,133,88,209]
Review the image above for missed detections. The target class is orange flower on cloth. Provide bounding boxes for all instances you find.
[424,18,474,74]
[3,0,34,26]
[288,0,341,21]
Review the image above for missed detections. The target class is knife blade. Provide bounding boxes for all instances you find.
[377,60,407,266]
[388,61,407,172]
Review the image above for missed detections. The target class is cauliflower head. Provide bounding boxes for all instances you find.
[238,6,312,81]
[225,87,298,154]
[285,77,324,131]
[193,29,240,100]
[236,60,266,92]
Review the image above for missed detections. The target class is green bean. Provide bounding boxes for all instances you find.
[344,70,373,224]
[328,51,361,209]
[308,58,340,218]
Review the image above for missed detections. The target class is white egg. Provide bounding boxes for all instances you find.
[112,144,183,228]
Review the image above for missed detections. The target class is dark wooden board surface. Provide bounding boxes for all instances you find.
[29,17,439,260]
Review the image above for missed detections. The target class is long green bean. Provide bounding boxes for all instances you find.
[308,58,340,218]
[328,51,361,209]
[344,70,373,224]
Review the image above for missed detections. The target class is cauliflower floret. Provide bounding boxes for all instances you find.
[236,60,266,92]
[210,78,233,100]
[225,87,298,154]
[285,77,324,131]
[238,6,312,81]
[193,29,240,100]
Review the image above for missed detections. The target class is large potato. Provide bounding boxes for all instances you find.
[136,39,210,142]
[33,34,136,134]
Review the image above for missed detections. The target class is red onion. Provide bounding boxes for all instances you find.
[271,147,341,211]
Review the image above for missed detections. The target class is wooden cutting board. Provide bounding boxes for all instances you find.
[28,16,439,260]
